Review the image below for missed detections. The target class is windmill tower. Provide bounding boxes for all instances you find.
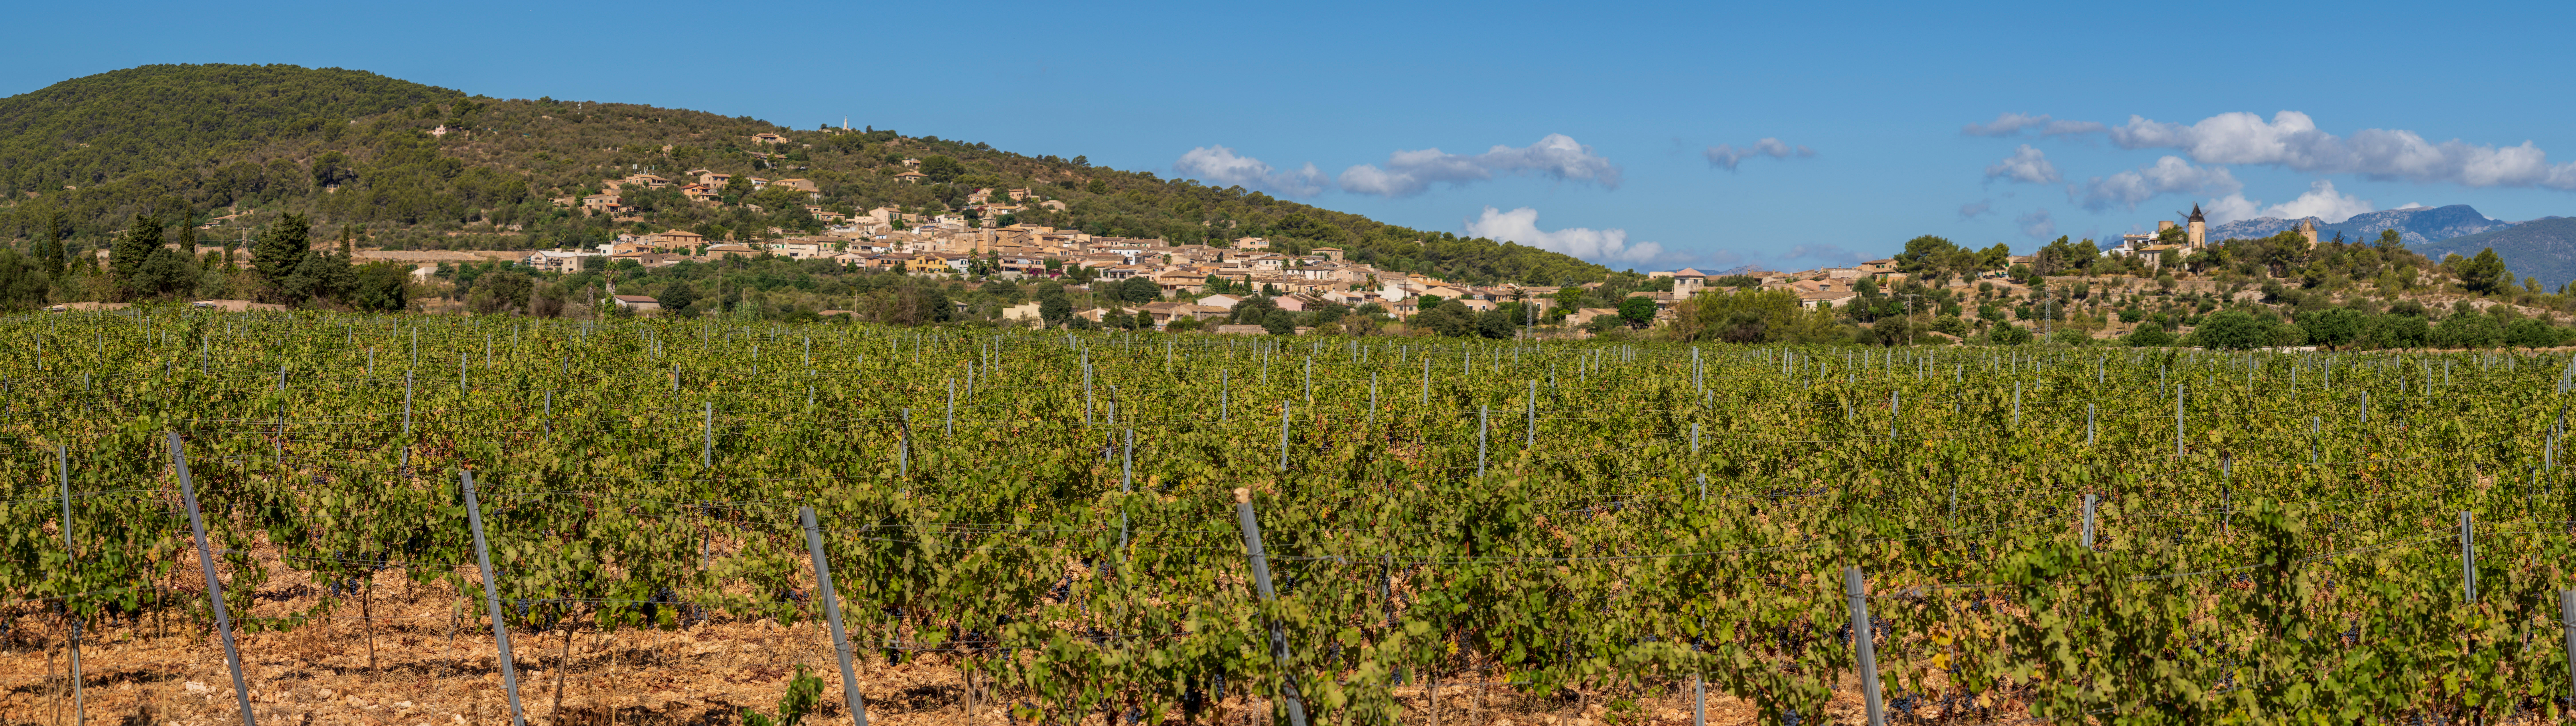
[2295,218,2319,248]
[2185,204,2206,248]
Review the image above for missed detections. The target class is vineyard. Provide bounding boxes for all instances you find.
[3,309,2574,725]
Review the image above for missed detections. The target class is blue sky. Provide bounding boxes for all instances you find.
[7,0,2573,272]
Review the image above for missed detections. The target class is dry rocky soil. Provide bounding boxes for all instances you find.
[1,552,1891,725]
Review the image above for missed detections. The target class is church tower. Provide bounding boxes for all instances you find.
[2186,204,2207,248]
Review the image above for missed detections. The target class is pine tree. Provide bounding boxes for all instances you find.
[253,212,311,287]
[110,214,161,279]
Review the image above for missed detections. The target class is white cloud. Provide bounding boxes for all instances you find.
[1959,199,1994,218]
[1961,112,2105,137]
[1172,146,1326,197]
[2394,202,2427,210]
[2201,194,2263,225]
[2202,180,2374,225]
[1704,138,1817,171]
[2075,156,2242,211]
[2107,110,2576,189]
[1339,134,1620,197]
[1462,207,1664,264]
[2264,180,2374,222]
[2016,209,2057,240]
[1983,145,2060,184]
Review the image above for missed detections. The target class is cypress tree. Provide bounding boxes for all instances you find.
[176,222,197,266]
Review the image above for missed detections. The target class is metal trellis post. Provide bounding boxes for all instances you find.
[1844,567,1886,726]
[801,507,872,726]
[59,445,81,726]
[1233,489,1310,726]
[172,433,257,726]
[2561,590,2576,708]
[1525,379,1536,446]
[2461,511,2477,602]
[1478,405,1489,478]
[2082,494,2097,550]
[460,471,527,726]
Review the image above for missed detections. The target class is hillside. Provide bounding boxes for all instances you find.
[0,64,464,198]
[2418,216,2576,290]
[0,64,1609,286]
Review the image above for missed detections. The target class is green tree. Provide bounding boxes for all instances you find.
[2034,236,2097,275]
[349,262,410,312]
[0,250,50,311]
[1989,323,2032,345]
[2452,247,2508,294]
[2433,312,2503,348]
[1551,285,1588,313]
[919,155,966,183]
[1675,288,1802,343]
[746,184,811,212]
[1231,295,1281,324]
[252,212,312,291]
[1038,289,1072,327]
[1116,275,1160,303]
[1474,307,1517,339]
[1616,296,1657,329]
[34,210,69,278]
[2193,310,2269,350]
[134,247,196,298]
[280,249,355,305]
[1975,243,2012,273]
[2361,313,2431,349]
[1414,300,1473,337]
[1893,235,1961,273]
[110,213,162,280]
[659,280,699,313]
[2374,228,2407,253]
[1261,308,1296,335]
[2505,318,2565,348]
[2298,307,2365,349]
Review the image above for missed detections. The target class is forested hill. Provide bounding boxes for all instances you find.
[0,63,1611,286]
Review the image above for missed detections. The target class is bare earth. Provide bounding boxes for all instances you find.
[1,546,1883,726]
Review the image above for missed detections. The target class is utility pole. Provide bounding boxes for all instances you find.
[1895,293,1926,347]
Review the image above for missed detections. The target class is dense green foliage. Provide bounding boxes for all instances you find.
[4,311,2572,723]
[0,64,463,201]
[0,64,1612,291]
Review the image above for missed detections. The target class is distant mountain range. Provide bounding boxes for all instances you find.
[2207,205,2516,248]
[2205,204,2576,291]
[2417,217,2576,291]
